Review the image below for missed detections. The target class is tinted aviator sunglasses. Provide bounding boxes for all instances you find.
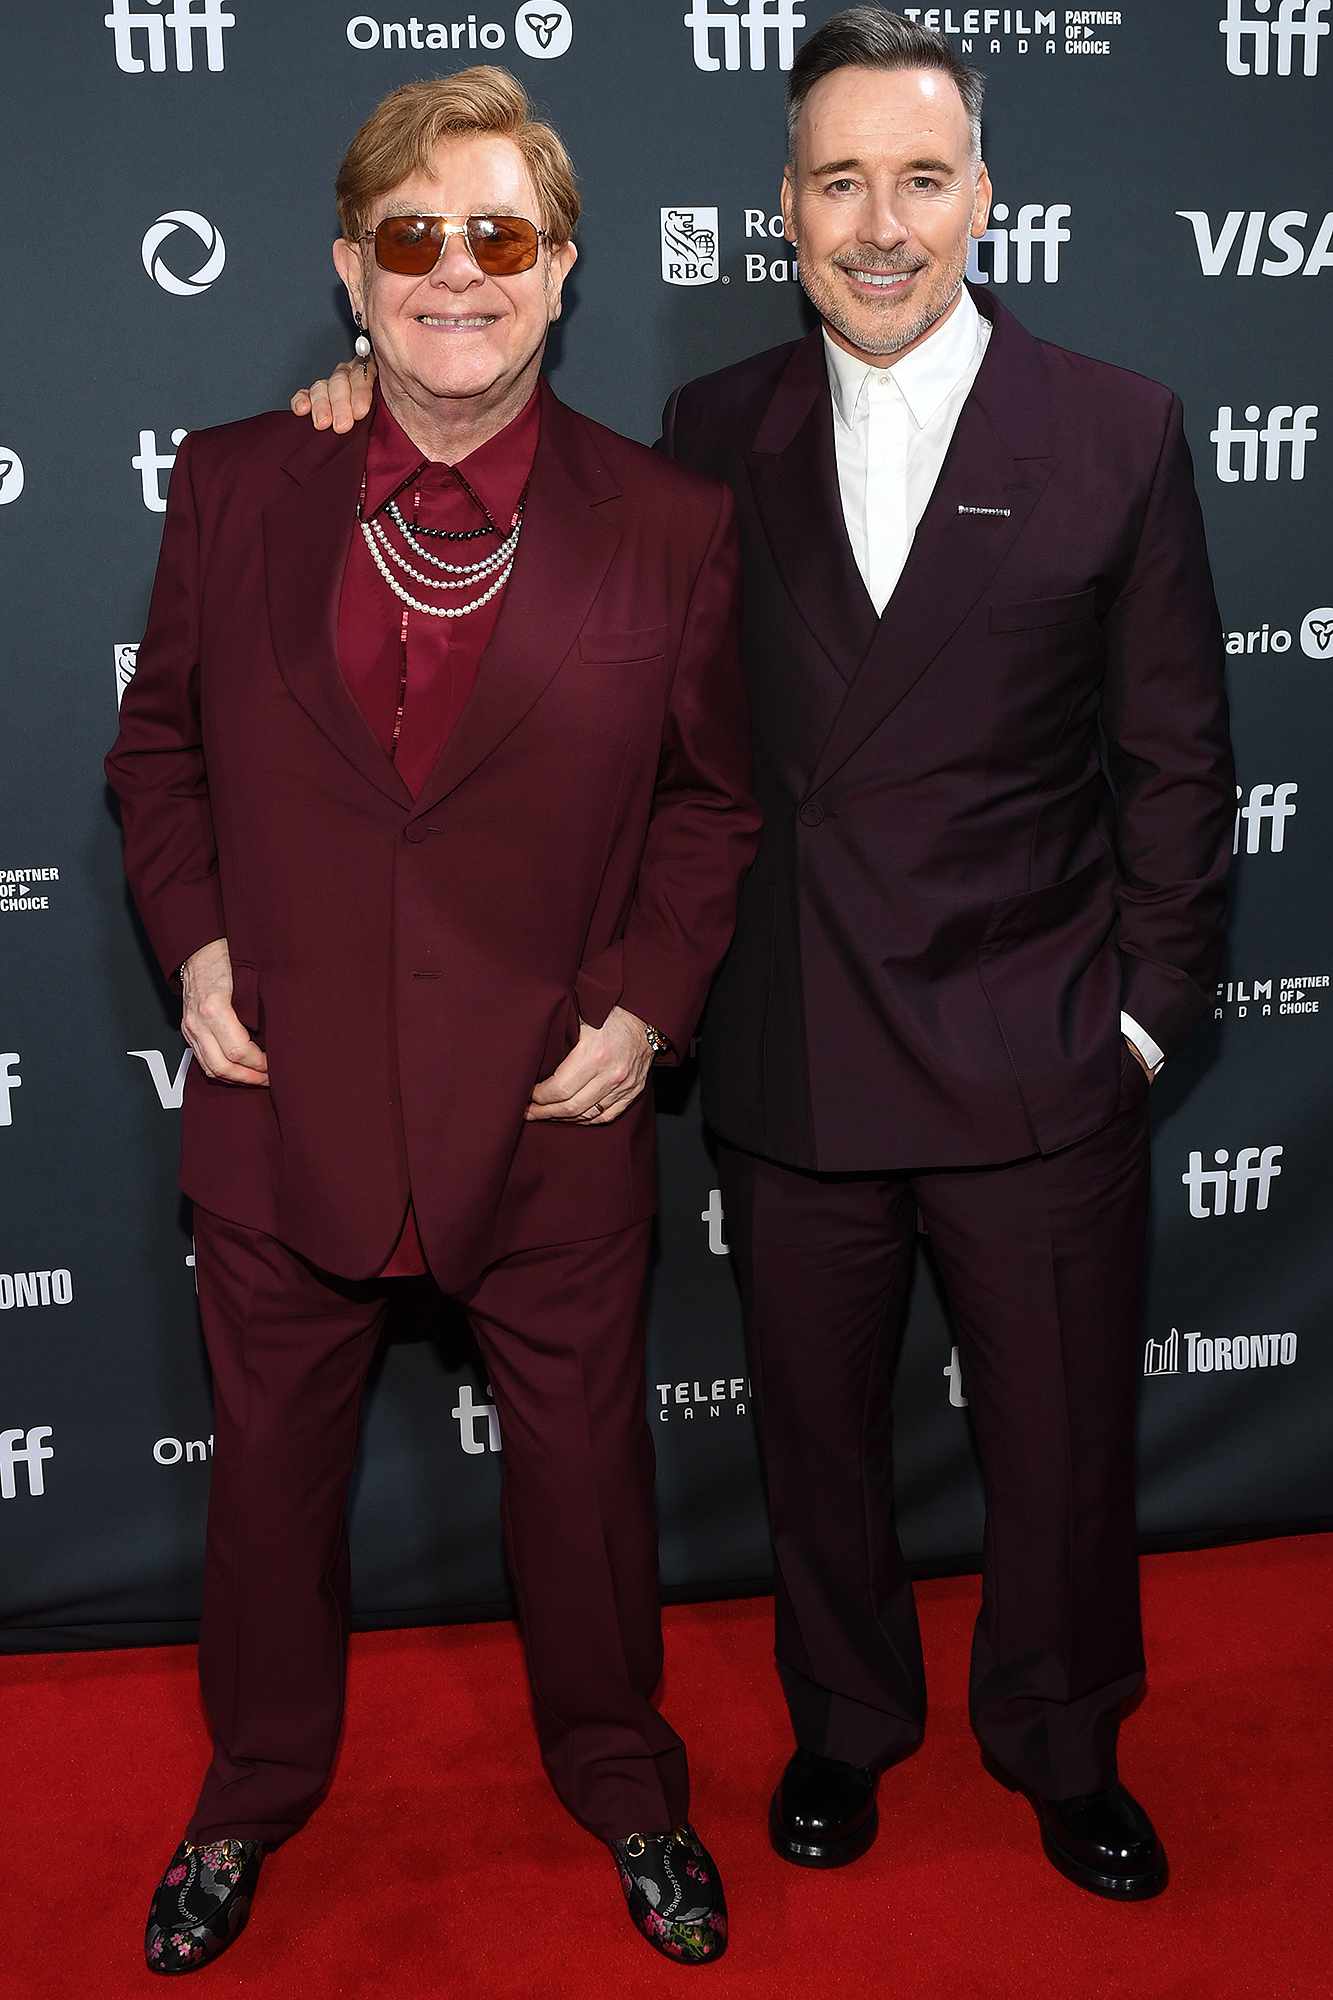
[363,212,547,278]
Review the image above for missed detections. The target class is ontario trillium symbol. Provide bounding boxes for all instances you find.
[1308,617,1333,653]
[523,10,563,46]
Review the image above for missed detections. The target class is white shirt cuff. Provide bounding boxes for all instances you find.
[1121,1010,1165,1075]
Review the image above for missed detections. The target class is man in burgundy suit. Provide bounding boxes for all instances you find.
[294,7,1234,1916]
[664,11,1234,1901]
[109,70,755,1975]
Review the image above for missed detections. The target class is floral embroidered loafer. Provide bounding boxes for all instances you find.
[610,1823,728,1965]
[144,1836,263,1975]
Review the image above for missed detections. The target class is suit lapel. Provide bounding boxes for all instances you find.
[809,289,1057,792]
[263,423,414,809]
[410,384,621,819]
[746,331,879,688]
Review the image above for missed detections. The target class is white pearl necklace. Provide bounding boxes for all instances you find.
[368,514,516,591]
[359,518,516,618]
[386,498,522,574]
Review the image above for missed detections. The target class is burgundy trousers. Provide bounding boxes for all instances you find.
[186,1206,684,1847]
[718,1053,1152,1803]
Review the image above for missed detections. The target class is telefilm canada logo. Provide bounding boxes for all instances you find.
[901,8,1127,58]
[0,1427,54,1499]
[1219,0,1329,76]
[345,4,573,55]
[1,867,60,916]
[1215,973,1328,1023]
[656,1378,753,1424]
[105,0,235,72]
[1144,1326,1299,1377]
[142,211,226,297]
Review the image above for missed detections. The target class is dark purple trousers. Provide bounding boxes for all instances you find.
[718,1053,1152,1802]
[186,1207,684,1847]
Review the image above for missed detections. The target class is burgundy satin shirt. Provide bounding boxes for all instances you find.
[337,385,540,1274]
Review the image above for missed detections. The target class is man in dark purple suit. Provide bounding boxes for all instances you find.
[295,6,1234,1908]
[661,9,1233,1899]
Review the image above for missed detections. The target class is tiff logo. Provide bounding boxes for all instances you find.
[1211,404,1318,481]
[0,1427,54,1499]
[1144,1327,1181,1376]
[128,1046,193,1109]
[685,0,805,71]
[0,1053,20,1127]
[1182,1146,1283,1217]
[105,0,235,72]
[1219,0,1329,75]
[1177,209,1333,276]
[1235,781,1298,853]
[453,1382,502,1454]
[943,1345,968,1408]
[700,1188,729,1255]
[968,203,1071,284]
[134,429,188,512]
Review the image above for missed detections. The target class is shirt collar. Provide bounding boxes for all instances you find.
[362,381,542,525]
[824,284,984,432]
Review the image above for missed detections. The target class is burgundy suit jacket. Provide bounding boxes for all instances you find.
[107,384,760,1288]
[662,287,1235,1171]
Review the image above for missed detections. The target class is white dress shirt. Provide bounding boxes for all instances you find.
[823,289,1164,1076]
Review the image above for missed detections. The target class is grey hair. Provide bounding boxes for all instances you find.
[786,6,985,164]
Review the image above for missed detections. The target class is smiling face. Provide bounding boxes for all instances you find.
[332,132,576,420]
[782,64,991,364]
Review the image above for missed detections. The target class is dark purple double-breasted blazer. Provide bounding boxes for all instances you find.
[663,286,1235,1170]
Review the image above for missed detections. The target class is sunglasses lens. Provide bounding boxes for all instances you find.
[468,215,540,274]
[374,216,440,275]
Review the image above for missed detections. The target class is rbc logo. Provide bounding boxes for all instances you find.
[685,0,805,71]
[104,0,235,73]
[662,208,720,287]
[1234,781,1299,852]
[968,203,1071,285]
[1182,1146,1283,1217]
[1211,404,1318,481]
[1219,0,1330,75]
[142,211,226,297]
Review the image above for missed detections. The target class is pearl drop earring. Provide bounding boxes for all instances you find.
[354,311,372,363]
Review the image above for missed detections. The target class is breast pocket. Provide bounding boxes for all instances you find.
[989,588,1098,634]
[579,624,671,664]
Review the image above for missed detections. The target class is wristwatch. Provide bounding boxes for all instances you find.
[644,1022,671,1058]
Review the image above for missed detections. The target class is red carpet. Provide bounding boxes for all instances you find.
[4,1535,1330,1999]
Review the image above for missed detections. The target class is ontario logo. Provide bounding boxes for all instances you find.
[662,207,720,287]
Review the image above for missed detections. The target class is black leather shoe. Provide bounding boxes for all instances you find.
[145,1837,263,1974]
[986,1759,1167,1900]
[610,1824,728,1964]
[770,1748,878,1868]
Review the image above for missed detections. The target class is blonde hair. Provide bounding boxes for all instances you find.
[336,67,580,246]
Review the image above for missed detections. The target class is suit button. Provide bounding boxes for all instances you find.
[799,801,825,828]
[404,822,429,844]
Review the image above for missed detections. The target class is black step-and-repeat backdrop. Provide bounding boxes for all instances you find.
[2,4,1330,1651]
